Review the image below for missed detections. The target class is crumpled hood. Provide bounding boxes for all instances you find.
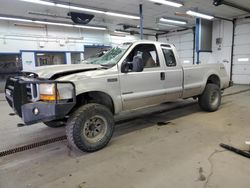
[27,64,101,79]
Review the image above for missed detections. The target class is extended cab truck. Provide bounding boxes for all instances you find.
[5,41,230,152]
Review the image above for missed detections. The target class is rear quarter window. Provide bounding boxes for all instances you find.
[161,48,176,67]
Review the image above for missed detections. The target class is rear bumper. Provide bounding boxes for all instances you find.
[5,76,76,125]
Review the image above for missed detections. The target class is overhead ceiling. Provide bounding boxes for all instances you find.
[0,0,250,34]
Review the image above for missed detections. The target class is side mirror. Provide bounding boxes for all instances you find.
[121,61,131,73]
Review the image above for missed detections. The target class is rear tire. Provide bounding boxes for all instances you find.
[44,120,66,128]
[66,103,115,152]
[198,83,221,112]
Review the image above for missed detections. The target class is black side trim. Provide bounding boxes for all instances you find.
[122,92,134,95]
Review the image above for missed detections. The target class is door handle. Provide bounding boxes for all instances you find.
[160,72,165,80]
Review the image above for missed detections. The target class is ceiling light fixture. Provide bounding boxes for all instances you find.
[0,16,106,30]
[20,0,55,6]
[19,0,140,20]
[186,10,214,20]
[0,16,33,22]
[158,22,178,27]
[105,12,139,19]
[56,4,105,14]
[160,18,187,25]
[149,0,183,7]
[74,25,106,30]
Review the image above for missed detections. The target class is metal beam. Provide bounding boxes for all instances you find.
[139,4,144,40]
[213,0,250,13]
[230,19,236,82]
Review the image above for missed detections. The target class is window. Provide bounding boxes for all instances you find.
[162,48,176,67]
[71,53,82,64]
[126,44,160,70]
[35,52,66,66]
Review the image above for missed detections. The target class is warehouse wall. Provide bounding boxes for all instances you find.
[156,29,194,65]
[0,20,138,61]
[232,18,250,84]
[199,20,233,77]
[0,20,139,91]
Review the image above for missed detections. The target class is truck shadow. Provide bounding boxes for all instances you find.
[113,102,200,138]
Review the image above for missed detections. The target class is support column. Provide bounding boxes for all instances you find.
[139,4,144,40]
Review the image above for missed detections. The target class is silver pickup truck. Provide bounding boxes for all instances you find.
[5,41,230,152]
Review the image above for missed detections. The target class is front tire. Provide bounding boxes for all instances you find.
[66,103,115,152]
[198,83,221,112]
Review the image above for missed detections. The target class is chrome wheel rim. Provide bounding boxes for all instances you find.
[83,115,108,143]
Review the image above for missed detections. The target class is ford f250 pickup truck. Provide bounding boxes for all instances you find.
[5,41,231,152]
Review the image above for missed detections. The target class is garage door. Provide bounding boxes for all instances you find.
[233,19,250,84]
[158,29,194,65]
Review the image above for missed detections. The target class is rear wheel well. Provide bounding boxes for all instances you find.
[207,75,220,88]
[74,91,115,114]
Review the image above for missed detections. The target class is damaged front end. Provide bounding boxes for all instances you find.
[5,74,76,125]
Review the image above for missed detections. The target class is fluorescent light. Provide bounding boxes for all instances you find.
[186,10,214,20]
[35,21,106,30]
[238,58,249,62]
[20,0,55,6]
[18,0,139,20]
[160,18,187,25]
[56,4,105,14]
[158,22,178,27]
[105,12,140,20]
[74,25,106,30]
[34,21,72,27]
[0,16,33,22]
[0,16,106,30]
[149,0,183,7]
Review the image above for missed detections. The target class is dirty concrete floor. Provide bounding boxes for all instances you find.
[0,86,250,188]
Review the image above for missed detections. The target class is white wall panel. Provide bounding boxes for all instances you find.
[234,44,250,55]
[234,34,250,45]
[233,19,250,84]
[233,64,250,74]
[232,75,250,84]
[158,29,194,65]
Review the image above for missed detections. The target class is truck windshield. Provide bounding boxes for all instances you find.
[82,44,131,66]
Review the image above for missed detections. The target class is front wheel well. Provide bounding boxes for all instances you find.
[206,74,220,88]
[74,91,115,114]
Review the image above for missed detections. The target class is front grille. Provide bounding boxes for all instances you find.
[5,77,40,117]
[26,84,32,101]
[5,77,17,107]
[26,83,39,102]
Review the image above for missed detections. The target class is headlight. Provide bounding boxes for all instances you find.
[39,84,59,101]
[39,83,73,101]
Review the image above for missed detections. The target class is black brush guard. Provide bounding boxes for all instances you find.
[5,76,76,125]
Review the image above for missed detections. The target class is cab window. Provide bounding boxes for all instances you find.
[162,47,176,67]
[126,44,160,70]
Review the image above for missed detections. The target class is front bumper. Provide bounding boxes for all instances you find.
[5,76,76,125]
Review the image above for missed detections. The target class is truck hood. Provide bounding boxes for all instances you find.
[27,64,102,79]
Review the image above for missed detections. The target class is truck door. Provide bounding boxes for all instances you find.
[119,43,167,111]
[160,45,183,100]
